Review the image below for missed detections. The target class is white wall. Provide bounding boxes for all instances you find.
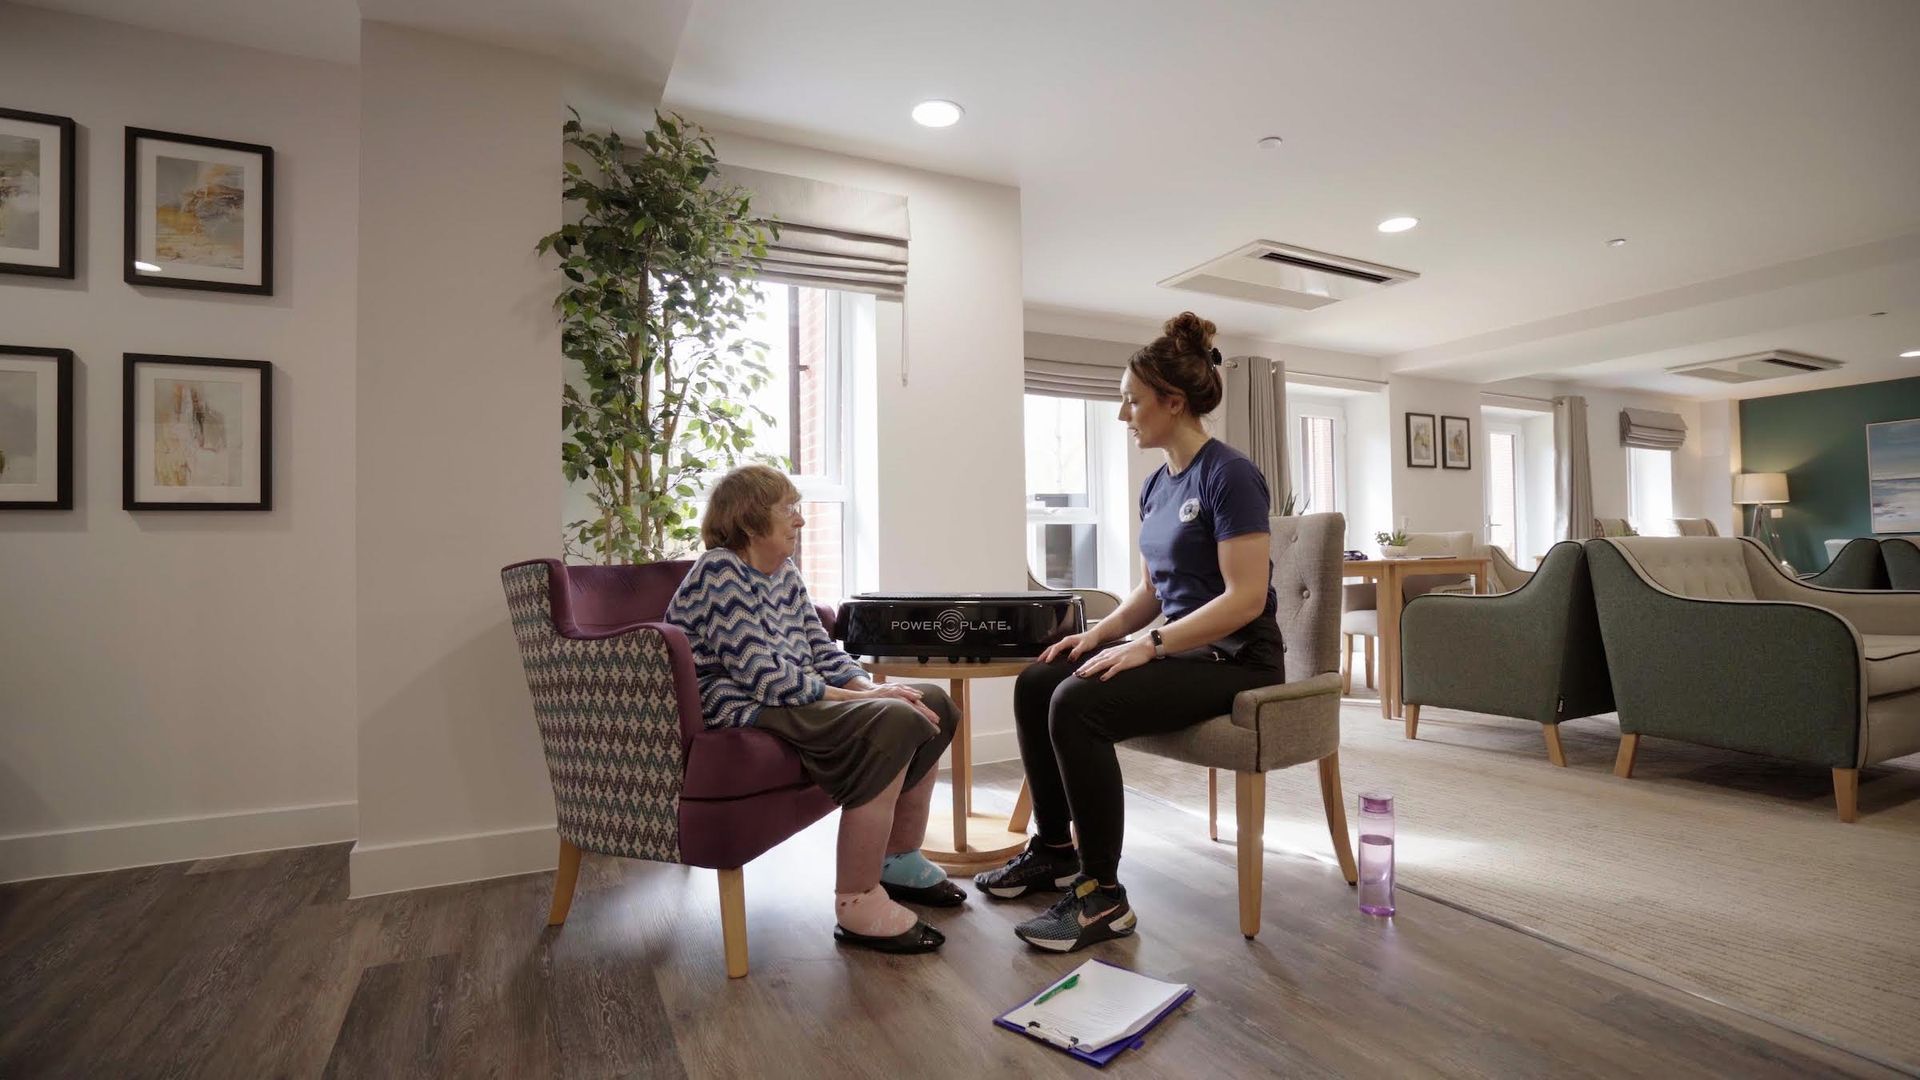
[0,6,360,882]
[710,132,1029,763]
[349,22,579,896]
[1385,375,1487,540]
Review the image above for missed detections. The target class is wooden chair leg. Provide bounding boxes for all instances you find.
[1404,703,1420,741]
[1316,753,1360,885]
[718,867,748,978]
[1363,635,1375,690]
[1207,768,1219,841]
[1614,732,1640,779]
[1009,778,1033,835]
[1341,634,1353,695]
[1833,768,1860,823]
[1234,771,1266,938]
[547,839,582,927]
[1542,724,1568,767]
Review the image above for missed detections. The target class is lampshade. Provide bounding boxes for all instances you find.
[1733,472,1789,504]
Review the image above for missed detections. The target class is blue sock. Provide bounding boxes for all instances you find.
[881,850,947,888]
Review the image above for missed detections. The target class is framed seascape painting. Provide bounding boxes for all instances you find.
[1405,412,1437,468]
[1441,415,1472,470]
[125,127,273,294]
[1866,418,1920,534]
[0,108,76,278]
[0,345,74,510]
[124,354,272,511]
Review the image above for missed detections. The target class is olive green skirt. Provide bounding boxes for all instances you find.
[755,683,960,807]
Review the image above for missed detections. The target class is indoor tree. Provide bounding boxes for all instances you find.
[538,109,780,564]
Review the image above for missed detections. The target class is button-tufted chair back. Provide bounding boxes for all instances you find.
[1606,537,1757,600]
[1270,513,1345,683]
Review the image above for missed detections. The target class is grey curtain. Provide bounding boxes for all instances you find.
[1619,407,1687,450]
[1024,358,1123,402]
[707,163,909,299]
[1221,355,1290,509]
[1555,395,1595,540]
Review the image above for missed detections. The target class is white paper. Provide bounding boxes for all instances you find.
[1004,960,1188,1052]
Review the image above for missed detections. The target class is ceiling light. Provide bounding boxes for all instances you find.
[911,100,962,128]
[1377,216,1418,233]
[134,261,161,272]
[1607,237,1628,247]
[1902,350,1920,358]
[1256,135,1284,150]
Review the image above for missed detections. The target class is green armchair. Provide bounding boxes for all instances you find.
[1807,537,1891,590]
[1884,537,1920,590]
[1398,541,1614,765]
[1587,537,1920,821]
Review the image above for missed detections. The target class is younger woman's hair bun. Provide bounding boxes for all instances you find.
[1128,310,1225,417]
[1162,311,1218,356]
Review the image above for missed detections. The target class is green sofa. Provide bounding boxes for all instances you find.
[1398,541,1614,765]
[1806,537,1891,590]
[1586,536,1920,821]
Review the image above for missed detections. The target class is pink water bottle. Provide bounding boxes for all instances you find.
[1358,791,1395,917]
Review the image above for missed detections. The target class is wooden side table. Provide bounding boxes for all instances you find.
[1341,556,1493,719]
[868,658,1035,872]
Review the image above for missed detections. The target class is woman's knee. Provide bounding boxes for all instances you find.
[1046,678,1112,744]
[1015,661,1068,728]
[911,685,960,747]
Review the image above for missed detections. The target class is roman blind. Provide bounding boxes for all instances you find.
[707,163,909,299]
[1619,407,1687,450]
[1024,359,1123,402]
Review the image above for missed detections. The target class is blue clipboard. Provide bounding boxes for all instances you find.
[993,959,1194,1067]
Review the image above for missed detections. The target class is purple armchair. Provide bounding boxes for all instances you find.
[501,557,837,978]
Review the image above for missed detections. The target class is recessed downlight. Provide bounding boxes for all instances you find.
[911,100,963,128]
[1377,216,1418,233]
[1256,135,1284,150]
[1902,349,1920,358]
[1607,237,1628,247]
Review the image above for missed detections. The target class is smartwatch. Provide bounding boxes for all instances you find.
[1150,628,1167,660]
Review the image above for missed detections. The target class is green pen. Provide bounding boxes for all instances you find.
[1033,973,1079,1005]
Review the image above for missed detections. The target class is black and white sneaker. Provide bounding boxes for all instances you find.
[973,838,1080,900]
[1013,876,1136,952]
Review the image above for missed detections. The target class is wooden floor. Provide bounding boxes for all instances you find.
[0,764,1899,1080]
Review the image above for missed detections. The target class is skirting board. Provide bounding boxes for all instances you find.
[349,822,560,899]
[970,728,1019,767]
[0,800,357,884]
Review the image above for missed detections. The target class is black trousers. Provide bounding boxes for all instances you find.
[1014,647,1284,884]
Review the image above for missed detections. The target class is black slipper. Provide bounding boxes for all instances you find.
[882,878,968,907]
[833,919,945,955]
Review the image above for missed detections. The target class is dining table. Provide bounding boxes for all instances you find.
[1341,555,1494,719]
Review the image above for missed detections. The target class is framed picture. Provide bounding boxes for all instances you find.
[0,345,74,510]
[1866,418,1920,534]
[124,353,272,511]
[1405,412,1437,468]
[0,108,76,278]
[1442,415,1472,470]
[125,127,273,294]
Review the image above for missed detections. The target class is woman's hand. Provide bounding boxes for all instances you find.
[1040,631,1101,664]
[827,683,939,731]
[1073,636,1156,682]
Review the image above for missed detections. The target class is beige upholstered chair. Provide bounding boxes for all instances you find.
[1673,517,1719,537]
[1342,531,1482,690]
[1594,517,1635,537]
[1025,568,1123,622]
[1123,513,1358,938]
[1485,546,1534,593]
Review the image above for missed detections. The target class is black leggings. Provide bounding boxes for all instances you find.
[1014,648,1284,885]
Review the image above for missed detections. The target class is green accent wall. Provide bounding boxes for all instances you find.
[1739,376,1920,570]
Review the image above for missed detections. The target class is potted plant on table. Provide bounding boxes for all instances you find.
[1375,529,1411,558]
[537,110,781,564]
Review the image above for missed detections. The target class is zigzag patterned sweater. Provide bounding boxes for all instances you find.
[665,548,867,728]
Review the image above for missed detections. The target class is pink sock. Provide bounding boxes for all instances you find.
[835,885,917,937]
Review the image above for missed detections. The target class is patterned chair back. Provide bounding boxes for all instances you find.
[1270,513,1345,682]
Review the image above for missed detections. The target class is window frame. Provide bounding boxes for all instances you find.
[1626,445,1677,537]
[1484,421,1524,559]
[1286,397,1347,518]
[1023,393,1127,594]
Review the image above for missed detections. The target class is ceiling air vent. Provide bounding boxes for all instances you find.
[1159,240,1418,310]
[1667,349,1842,384]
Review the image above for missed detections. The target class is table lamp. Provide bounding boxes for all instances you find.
[1733,472,1789,560]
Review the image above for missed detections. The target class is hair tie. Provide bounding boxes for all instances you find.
[1209,347,1223,366]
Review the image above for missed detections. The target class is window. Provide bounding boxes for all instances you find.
[1298,415,1338,515]
[1486,428,1521,558]
[723,284,864,602]
[1024,394,1128,592]
[1627,447,1675,536]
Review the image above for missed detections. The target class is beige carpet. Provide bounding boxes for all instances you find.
[1119,699,1920,1073]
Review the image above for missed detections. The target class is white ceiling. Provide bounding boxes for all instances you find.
[22,0,1920,399]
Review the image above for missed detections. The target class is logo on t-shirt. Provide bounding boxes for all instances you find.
[1178,498,1201,523]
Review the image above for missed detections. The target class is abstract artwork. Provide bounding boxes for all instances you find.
[1866,418,1920,534]
[124,354,272,510]
[0,345,74,510]
[0,108,76,279]
[1405,412,1436,468]
[125,128,273,294]
[1442,415,1472,470]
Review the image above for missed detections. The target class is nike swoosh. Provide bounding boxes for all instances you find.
[1077,904,1120,928]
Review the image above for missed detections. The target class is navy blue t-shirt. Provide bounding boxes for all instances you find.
[1137,439,1281,665]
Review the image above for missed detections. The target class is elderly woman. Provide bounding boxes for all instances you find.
[666,464,964,955]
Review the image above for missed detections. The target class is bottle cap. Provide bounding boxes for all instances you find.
[1359,792,1394,814]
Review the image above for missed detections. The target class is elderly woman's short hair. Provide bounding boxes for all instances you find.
[701,464,801,551]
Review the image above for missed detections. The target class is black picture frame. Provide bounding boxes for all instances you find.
[123,353,273,511]
[1405,412,1437,468]
[124,127,274,295]
[0,345,74,510]
[0,107,77,279]
[1442,415,1472,470]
